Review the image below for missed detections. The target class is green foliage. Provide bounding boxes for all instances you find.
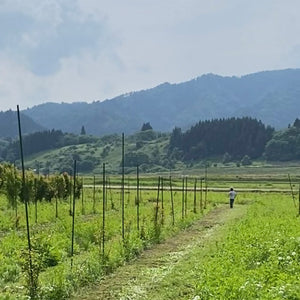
[124,152,150,167]
[20,248,41,299]
[2,129,100,162]
[169,117,274,161]
[264,125,300,161]
[192,196,300,299]
[3,164,21,208]
[135,129,157,141]
[0,175,212,299]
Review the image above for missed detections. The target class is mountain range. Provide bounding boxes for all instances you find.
[2,68,300,138]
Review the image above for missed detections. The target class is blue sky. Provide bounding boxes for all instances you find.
[0,0,300,110]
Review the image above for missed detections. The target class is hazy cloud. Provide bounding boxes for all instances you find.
[0,0,108,75]
[0,0,300,111]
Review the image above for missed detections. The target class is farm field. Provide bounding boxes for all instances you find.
[73,194,300,300]
[0,169,299,299]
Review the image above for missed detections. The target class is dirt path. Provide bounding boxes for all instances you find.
[72,204,247,300]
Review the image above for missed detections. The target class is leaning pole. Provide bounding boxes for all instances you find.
[17,105,34,293]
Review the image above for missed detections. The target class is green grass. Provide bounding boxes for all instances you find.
[145,194,300,300]
[0,184,213,299]
[1,173,299,299]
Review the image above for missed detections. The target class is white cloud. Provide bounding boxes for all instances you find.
[1,0,300,111]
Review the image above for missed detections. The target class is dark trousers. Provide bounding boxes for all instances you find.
[230,199,234,208]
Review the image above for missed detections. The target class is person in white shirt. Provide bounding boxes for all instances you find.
[228,187,237,208]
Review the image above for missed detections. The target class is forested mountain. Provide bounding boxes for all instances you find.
[18,69,300,137]
[0,110,44,138]
[2,129,99,162]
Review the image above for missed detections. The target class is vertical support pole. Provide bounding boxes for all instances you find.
[181,177,185,219]
[193,178,197,213]
[288,174,296,207]
[93,175,96,214]
[17,105,34,291]
[161,177,164,224]
[185,176,188,217]
[69,177,72,216]
[121,133,125,241]
[81,177,84,215]
[136,165,140,231]
[200,178,203,212]
[13,163,18,225]
[298,183,300,216]
[155,176,160,225]
[161,177,164,210]
[34,178,38,223]
[170,176,175,226]
[204,164,208,209]
[102,163,105,257]
[71,160,77,268]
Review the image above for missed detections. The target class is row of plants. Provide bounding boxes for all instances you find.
[0,171,216,299]
[0,163,82,215]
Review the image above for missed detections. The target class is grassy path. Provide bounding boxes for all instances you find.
[72,204,248,300]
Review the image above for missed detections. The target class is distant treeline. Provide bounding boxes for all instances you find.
[169,117,274,161]
[1,129,98,162]
[264,118,300,161]
[1,117,300,170]
[169,117,300,162]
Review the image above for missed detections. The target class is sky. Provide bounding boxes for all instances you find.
[1,0,300,111]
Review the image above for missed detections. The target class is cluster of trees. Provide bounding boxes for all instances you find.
[0,163,82,208]
[2,117,300,175]
[264,119,300,161]
[169,117,274,161]
[1,129,99,162]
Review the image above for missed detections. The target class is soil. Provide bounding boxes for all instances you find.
[72,204,247,300]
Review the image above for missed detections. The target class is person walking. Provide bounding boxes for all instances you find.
[228,187,237,208]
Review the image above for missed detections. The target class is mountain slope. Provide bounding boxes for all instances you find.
[0,110,45,138]
[22,69,300,135]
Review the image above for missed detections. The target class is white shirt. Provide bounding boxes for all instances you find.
[229,190,237,199]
